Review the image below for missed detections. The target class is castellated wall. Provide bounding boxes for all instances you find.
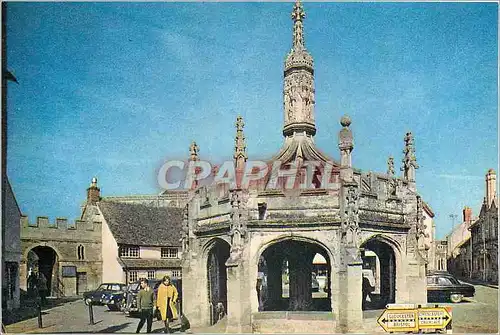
[20,216,103,297]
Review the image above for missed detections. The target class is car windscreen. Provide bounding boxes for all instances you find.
[96,284,108,291]
[128,283,140,291]
[110,284,122,291]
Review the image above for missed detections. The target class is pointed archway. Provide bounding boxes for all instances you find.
[360,237,397,310]
[206,239,230,325]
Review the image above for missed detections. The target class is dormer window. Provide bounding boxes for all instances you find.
[120,246,139,258]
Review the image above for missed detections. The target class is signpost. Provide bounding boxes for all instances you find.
[377,305,452,333]
[377,309,418,333]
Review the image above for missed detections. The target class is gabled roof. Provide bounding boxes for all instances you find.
[99,201,183,247]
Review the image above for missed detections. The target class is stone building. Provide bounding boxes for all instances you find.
[19,186,103,297]
[19,178,187,296]
[446,207,474,278]
[180,2,428,333]
[469,169,498,284]
[98,199,184,284]
[434,240,448,272]
[2,176,22,310]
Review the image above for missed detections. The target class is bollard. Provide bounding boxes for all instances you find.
[37,303,43,328]
[88,301,95,325]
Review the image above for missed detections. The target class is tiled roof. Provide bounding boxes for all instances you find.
[99,201,183,247]
[119,258,181,269]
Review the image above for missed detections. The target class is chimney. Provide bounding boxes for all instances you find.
[462,206,472,224]
[87,177,100,205]
[486,169,496,208]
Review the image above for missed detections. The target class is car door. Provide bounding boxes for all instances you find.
[437,276,454,297]
[427,276,438,301]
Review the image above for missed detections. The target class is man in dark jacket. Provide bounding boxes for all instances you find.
[136,278,156,333]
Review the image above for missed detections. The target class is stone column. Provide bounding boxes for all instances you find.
[288,247,313,311]
[182,256,208,327]
[225,261,252,333]
[265,253,283,310]
[337,249,363,333]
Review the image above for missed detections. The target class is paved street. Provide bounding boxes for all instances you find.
[5,283,497,334]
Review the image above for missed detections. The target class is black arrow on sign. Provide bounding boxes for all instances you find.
[444,315,449,321]
[381,318,387,324]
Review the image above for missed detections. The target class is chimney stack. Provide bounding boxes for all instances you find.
[87,177,100,205]
[486,169,496,208]
[462,206,472,224]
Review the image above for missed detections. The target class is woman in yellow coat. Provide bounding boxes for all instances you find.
[156,276,178,333]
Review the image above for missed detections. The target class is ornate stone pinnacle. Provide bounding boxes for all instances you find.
[189,141,199,161]
[387,156,395,176]
[401,132,419,182]
[90,177,98,188]
[234,115,247,169]
[291,0,306,49]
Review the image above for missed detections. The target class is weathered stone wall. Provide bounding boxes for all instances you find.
[20,216,102,296]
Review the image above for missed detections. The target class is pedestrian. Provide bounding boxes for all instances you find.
[136,278,155,334]
[156,276,178,333]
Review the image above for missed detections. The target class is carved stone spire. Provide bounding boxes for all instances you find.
[401,132,419,182]
[283,0,316,137]
[234,115,247,170]
[189,141,199,161]
[387,156,395,176]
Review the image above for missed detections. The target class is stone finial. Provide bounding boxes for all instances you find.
[189,141,199,161]
[234,115,247,170]
[401,132,419,182]
[387,156,395,176]
[86,177,100,205]
[338,115,354,169]
[291,0,306,49]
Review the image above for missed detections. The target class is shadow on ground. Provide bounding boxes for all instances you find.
[2,290,80,325]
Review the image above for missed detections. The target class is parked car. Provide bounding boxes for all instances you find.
[124,279,162,315]
[427,272,475,303]
[311,273,320,292]
[101,289,126,311]
[83,283,126,306]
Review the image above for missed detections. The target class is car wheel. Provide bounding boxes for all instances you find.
[450,293,463,303]
[84,298,92,306]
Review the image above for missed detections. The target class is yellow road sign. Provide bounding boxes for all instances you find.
[377,309,418,333]
[418,307,452,329]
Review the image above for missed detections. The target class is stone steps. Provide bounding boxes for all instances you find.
[252,312,336,333]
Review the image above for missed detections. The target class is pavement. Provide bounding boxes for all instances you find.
[3,283,497,334]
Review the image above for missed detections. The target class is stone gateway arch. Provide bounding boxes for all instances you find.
[180,1,427,332]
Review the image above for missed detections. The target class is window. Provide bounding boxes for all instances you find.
[77,245,85,260]
[120,246,140,258]
[147,271,156,279]
[171,270,181,278]
[62,266,77,277]
[161,248,178,259]
[437,277,452,286]
[129,271,138,283]
[427,277,436,285]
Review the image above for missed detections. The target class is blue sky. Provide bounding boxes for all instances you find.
[5,2,498,239]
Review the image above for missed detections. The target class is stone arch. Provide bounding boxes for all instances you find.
[254,235,335,269]
[203,237,231,325]
[360,234,402,310]
[255,235,333,312]
[25,245,61,297]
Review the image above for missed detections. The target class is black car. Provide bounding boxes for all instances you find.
[101,289,126,311]
[124,279,162,315]
[83,283,126,306]
[427,272,475,303]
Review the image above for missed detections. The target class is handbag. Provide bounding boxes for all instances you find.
[154,307,162,321]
